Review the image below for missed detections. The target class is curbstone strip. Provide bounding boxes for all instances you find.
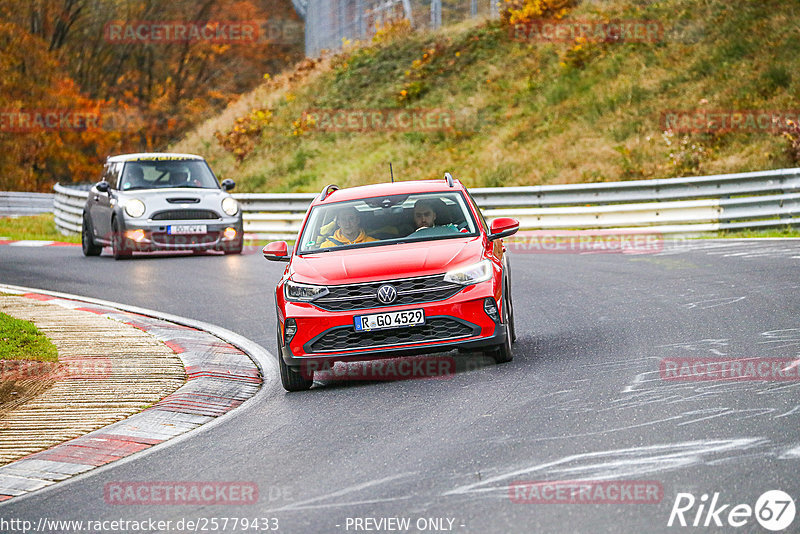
[0,240,78,247]
[0,287,263,502]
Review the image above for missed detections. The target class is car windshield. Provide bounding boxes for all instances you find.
[298,191,479,254]
[120,160,220,191]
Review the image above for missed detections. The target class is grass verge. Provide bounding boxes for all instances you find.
[0,214,81,243]
[713,226,800,239]
[0,311,58,362]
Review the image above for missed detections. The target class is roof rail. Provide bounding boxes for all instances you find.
[444,172,455,188]
[319,184,339,201]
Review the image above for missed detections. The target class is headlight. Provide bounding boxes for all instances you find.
[443,259,492,286]
[284,281,329,302]
[222,197,239,216]
[124,199,145,218]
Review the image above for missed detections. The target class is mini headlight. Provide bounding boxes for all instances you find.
[124,199,146,218]
[222,197,239,216]
[443,259,492,286]
[284,281,329,302]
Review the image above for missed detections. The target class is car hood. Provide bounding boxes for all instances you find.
[120,188,225,201]
[290,236,486,284]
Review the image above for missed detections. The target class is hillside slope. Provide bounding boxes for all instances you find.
[173,0,800,193]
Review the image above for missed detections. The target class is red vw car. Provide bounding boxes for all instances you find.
[263,175,519,391]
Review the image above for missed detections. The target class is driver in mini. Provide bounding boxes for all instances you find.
[121,165,146,190]
[321,206,377,247]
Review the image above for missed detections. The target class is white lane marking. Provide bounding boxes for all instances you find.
[678,408,774,427]
[8,240,54,247]
[621,371,661,393]
[266,472,417,512]
[656,338,729,355]
[443,438,767,497]
[682,296,746,310]
[776,405,800,418]
[784,359,800,372]
[779,445,800,459]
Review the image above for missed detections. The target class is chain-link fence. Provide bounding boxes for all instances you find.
[302,0,501,57]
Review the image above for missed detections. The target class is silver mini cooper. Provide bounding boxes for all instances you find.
[81,153,244,259]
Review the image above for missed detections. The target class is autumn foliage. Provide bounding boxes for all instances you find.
[0,0,303,191]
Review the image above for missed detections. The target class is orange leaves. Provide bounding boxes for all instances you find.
[501,0,576,26]
[0,0,304,191]
[214,108,274,162]
[372,18,412,44]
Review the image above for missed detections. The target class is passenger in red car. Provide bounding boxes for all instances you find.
[320,206,378,247]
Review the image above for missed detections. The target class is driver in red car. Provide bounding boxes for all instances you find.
[412,198,459,235]
[321,206,378,247]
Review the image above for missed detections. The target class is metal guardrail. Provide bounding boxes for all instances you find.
[51,168,800,239]
[0,192,55,217]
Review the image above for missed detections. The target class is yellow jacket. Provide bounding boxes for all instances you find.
[320,229,377,248]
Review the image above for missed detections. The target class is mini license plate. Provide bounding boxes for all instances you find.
[354,309,425,332]
[168,224,207,235]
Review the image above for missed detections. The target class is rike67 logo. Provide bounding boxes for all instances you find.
[668,490,796,531]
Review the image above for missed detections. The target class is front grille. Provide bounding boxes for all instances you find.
[314,274,463,311]
[306,317,477,353]
[151,232,219,246]
[151,209,220,221]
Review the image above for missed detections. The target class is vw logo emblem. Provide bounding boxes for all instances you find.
[376,284,398,304]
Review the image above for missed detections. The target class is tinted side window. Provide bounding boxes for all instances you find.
[465,189,488,232]
[109,162,123,190]
[100,163,112,184]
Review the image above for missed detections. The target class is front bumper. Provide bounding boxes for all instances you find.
[119,218,243,251]
[277,286,506,367]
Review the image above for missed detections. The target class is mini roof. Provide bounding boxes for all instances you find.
[107,153,205,163]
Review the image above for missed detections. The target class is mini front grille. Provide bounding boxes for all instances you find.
[313,274,463,311]
[306,317,477,353]
[151,209,220,220]
[151,232,219,246]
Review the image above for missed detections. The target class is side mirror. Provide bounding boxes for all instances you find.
[489,217,519,241]
[95,181,110,193]
[263,241,290,262]
[221,179,235,192]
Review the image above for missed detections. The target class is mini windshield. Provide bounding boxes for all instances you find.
[298,191,479,254]
[120,160,220,191]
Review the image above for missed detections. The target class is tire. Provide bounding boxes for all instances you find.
[277,326,313,392]
[490,291,514,364]
[111,219,132,260]
[81,215,102,257]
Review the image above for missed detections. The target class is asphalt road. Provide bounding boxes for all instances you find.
[1,239,799,533]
